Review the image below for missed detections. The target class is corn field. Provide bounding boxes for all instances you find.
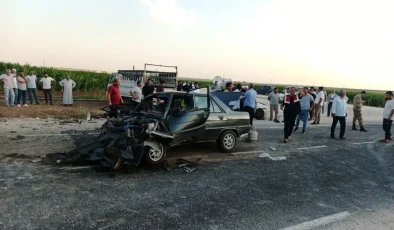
[0,62,110,92]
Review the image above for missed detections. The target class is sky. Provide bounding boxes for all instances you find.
[1,0,394,90]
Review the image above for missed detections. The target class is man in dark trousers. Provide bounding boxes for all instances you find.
[330,90,348,139]
[142,79,155,112]
[243,83,257,126]
[281,86,301,143]
[107,77,123,118]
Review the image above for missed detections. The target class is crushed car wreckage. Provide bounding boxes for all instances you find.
[58,87,252,170]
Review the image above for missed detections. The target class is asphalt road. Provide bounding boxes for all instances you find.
[1,123,394,230]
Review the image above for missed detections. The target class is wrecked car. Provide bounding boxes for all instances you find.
[59,88,251,170]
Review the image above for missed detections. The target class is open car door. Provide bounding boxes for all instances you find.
[167,87,211,143]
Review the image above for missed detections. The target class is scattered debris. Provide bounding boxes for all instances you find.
[259,152,270,158]
[33,128,38,130]
[228,153,236,156]
[32,158,42,163]
[10,131,16,133]
[270,147,277,151]
[87,112,91,121]
[35,117,40,120]
[175,158,201,173]
[259,152,287,161]
[185,167,196,173]
[269,156,287,161]
[14,135,25,140]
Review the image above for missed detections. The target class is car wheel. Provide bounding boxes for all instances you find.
[217,130,237,153]
[255,108,265,120]
[143,143,166,165]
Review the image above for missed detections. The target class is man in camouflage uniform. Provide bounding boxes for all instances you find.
[352,91,367,132]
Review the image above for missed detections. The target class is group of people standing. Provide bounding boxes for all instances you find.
[0,69,77,107]
[278,86,393,143]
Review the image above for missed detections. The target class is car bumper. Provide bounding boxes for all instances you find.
[237,125,251,136]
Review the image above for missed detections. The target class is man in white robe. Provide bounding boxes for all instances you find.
[59,76,76,106]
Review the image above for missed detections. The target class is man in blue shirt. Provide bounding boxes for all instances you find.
[294,88,314,134]
[243,83,257,126]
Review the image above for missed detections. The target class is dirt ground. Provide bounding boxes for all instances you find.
[0,101,107,119]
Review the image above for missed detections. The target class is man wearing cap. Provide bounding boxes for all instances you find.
[330,90,348,139]
[268,88,280,123]
[352,91,367,132]
[10,69,18,105]
[281,87,301,143]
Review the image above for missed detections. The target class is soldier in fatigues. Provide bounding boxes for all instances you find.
[352,91,367,132]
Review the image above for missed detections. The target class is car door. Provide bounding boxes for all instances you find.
[203,97,228,139]
[167,93,210,143]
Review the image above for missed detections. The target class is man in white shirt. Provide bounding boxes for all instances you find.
[312,86,325,125]
[382,91,394,143]
[129,80,142,108]
[39,74,55,105]
[26,71,40,104]
[327,89,337,117]
[330,90,348,139]
[11,69,18,105]
[0,69,16,106]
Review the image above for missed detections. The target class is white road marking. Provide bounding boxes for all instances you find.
[60,166,92,170]
[296,145,327,150]
[352,142,375,145]
[280,211,351,230]
[229,151,263,155]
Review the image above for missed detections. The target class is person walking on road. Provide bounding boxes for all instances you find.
[330,90,348,139]
[352,91,367,132]
[327,89,337,117]
[107,77,123,118]
[294,88,314,134]
[268,88,280,123]
[11,69,18,105]
[382,91,394,143]
[39,74,55,105]
[281,87,301,143]
[16,71,28,107]
[0,69,15,107]
[243,83,257,126]
[26,71,40,104]
[312,87,325,125]
[59,75,76,106]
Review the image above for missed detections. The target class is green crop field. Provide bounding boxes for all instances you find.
[0,62,110,92]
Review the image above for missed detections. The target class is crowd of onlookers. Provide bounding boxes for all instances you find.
[0,69,76,107]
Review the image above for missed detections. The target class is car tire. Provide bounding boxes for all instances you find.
[217,130,237,153]
[255,108,265,120]
[143,143,166,165]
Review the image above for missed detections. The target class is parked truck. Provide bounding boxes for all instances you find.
[107,63,178,100]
